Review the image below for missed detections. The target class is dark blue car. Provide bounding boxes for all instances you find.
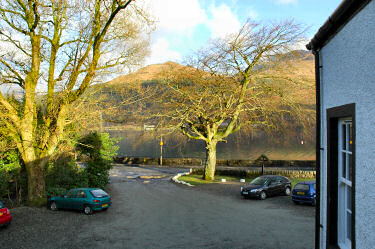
[292,181,316,206]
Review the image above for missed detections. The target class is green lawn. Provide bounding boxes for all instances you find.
[178,174,254,186]
[178,174,315,187]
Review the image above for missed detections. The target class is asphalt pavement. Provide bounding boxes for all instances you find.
[0,165,315,249]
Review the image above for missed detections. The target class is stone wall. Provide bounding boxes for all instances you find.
[114,156,316,169]
[113,156,202,166]
[191,168,316,179]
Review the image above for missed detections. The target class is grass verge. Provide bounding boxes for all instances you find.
[178,174,315,187]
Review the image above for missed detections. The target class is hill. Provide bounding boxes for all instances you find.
[86,50,315,128]
[107,61,184,86]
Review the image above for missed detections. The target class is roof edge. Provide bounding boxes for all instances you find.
[307,0,372,51]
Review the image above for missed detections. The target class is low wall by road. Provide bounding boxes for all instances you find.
[113,156,202,166]
[191,168,316,179]
[113,156,316,169]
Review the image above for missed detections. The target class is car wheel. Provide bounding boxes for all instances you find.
[84,205,93,215]
[284,187,291,196]
[293,200,299,205]
[50,201,58,211]
[259,191,267,200]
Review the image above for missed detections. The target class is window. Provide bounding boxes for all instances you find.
[90,189,108,198]
[66,190,76,198]
[76,190,86,198]
[294,184,310,191]
[326,103,355,249]
[338,119,353,249]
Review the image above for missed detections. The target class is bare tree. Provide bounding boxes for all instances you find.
[0,0,152,205]
[157,20,310,180]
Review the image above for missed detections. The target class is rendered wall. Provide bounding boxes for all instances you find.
[319,1,375,248]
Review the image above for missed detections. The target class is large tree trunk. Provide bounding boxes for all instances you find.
[204,141,217,180]
[24,158,48,206]
[21,145,49,206]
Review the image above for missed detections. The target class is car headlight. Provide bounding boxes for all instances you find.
[241,187,243,191]
[250,189,260,193]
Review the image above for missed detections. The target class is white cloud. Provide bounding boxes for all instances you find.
[149,0,207,33]
[206,4,241,38]
[146,38,182,65]
[290,37,310,50]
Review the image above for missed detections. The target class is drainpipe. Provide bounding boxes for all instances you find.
[312,48,321,249]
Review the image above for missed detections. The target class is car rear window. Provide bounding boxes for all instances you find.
[294,183,310,191]
[90,189,109,198]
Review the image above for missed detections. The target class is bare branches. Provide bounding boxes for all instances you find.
[156,19,309,152]
[0,0,152,162]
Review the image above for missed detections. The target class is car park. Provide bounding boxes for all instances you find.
[0,201,11,227]
[48,188,112,215]
[292,181,316,206]
[241,175,291,200]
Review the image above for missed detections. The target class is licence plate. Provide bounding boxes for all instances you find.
[102,204,108,208]
[297,192,305,195]
[242,191,248,195]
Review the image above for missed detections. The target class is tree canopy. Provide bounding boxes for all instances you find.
[0,0,153,205]
[155,20,312,180]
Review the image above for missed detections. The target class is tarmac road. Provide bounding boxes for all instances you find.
[0,165,315,249]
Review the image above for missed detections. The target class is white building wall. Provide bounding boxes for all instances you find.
[319,1,375,248]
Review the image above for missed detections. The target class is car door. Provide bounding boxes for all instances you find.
[275,177,285,194]
[59,189,76,209]
[267,178,279,196]
[73,190,87,210]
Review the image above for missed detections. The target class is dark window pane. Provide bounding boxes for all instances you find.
[347,212,352,240]
[342,124,347,150]
[76,191,86,198]
[66,190,75,198]
[294,183,309,191]
[342,152,347,178]
[349,154,353,181]
[349,123,353,152]
[347,186,352,211]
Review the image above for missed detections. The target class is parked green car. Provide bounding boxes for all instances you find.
[48,188,111,215]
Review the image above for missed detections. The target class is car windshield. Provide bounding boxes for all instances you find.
[250,177,268,185]
[90,189,108,198]
[294,183,310,191]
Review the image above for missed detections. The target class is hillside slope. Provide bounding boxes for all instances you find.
[88,50,315,127]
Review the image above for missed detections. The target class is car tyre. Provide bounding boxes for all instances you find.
[293,200,299,205]
[50,201,58,211]
[84,205,93,215]
[259,191,267,200]
[284,187,291,196]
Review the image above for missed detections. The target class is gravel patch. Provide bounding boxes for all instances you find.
[0,166,315,249]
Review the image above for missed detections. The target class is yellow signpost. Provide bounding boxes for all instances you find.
[160,137,163,166]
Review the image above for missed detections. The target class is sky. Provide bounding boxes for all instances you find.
[145,0,343,65]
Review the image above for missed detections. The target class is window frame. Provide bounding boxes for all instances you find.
[326,103,356,249]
